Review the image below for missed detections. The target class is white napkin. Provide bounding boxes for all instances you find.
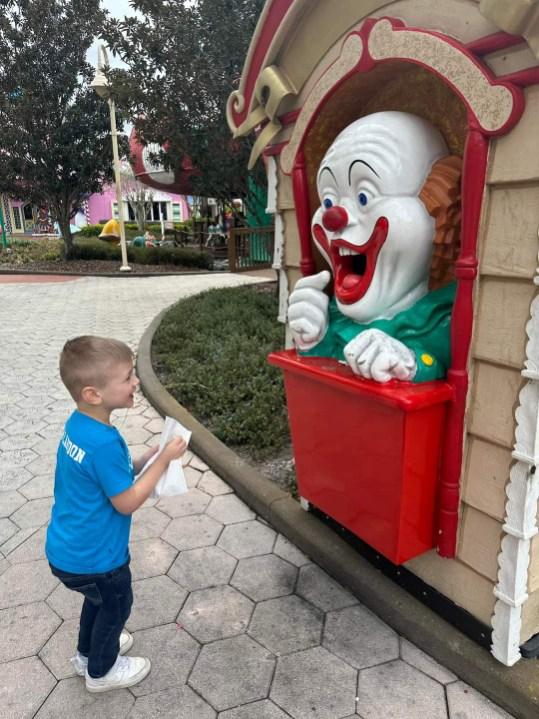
[136,416,192,498]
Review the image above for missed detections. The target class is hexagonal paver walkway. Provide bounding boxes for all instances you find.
[0,274,514,718]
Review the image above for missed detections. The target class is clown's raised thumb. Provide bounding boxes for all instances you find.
[294,270,330,292]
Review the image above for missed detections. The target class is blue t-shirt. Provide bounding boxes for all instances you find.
[46,410,134,574]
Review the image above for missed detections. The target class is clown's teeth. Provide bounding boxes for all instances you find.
[338,247,357,256]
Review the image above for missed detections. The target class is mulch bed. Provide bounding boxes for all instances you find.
[0,260,211,275]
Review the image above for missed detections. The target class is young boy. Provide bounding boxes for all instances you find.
[45,336,187,693]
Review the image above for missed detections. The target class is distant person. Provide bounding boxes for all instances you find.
[206,223,219,246]
[144,230,156,246]
[45,336,187,692]
[131,235,145,248]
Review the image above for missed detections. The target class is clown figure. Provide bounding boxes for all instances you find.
[288,111,461,382]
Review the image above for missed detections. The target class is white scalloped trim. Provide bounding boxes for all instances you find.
[492,292,539,665]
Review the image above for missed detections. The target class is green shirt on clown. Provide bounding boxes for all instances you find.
[287,111,457,383]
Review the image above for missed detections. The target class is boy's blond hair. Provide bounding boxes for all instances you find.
[59,336,134,401]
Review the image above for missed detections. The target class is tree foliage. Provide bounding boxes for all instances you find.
[104,0,267,223]
[0,0,124,256]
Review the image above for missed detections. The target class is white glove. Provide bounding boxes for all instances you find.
[288,271,330,350]
[344,328,417,382]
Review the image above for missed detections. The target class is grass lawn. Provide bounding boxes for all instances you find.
[152,283,296,492]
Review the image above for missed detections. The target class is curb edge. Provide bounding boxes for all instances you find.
[137,306,539,719]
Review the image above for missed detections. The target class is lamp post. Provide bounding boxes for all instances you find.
[0,200,8,249]
[91,45,131,271]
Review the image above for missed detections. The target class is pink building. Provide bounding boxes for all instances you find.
[1,188,190,236]
[84,185,190,227]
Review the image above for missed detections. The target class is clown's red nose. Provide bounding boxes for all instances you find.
[322,206,348,232]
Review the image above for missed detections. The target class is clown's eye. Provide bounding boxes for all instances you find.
[358,192,368,207]
[323,198,333,209]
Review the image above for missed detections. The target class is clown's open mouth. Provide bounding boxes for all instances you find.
[313,217,389,304]
[338,250,367,275]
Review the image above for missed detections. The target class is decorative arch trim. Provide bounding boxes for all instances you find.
[228,0,539,138]
[280,17,524,174]
[368,19,522,133]
[227,0,298,131]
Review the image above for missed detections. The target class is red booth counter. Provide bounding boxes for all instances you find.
[269,350,453,564]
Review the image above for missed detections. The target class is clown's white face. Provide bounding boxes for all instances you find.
[312,111,448,323]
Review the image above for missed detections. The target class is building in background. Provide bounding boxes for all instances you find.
[0,194,40,235]
[83,185,190,227]
[1,186,191,237]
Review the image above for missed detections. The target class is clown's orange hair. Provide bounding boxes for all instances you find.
[419,155,462,290]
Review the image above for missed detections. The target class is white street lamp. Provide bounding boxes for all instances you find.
[91,44,131,272]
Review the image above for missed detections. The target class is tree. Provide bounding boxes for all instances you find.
[104,0,267,225]
[120,163,154,232]
[0,0,125,257]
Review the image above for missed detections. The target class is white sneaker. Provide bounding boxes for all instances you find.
[70,630,134,677]
[85,654,151,692]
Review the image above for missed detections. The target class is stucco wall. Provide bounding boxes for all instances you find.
[87,192,113,225]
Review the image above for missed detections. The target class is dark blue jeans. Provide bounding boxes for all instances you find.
[50,560,133,678]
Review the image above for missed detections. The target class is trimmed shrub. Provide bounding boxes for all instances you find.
[70,240,119,261]
[70,237,213,269]
[78,222,146,237]
[77,224,105,237]
[153,285,289,460]
[78,221,190,238]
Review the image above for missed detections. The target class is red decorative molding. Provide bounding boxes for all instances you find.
[437,128,489,558]
[279,109,301,126]
[292,152,315,276]
[263,142,289,157]
[498,67,539,87]
[364,18,524,137]
[280,17,524,176]
[465,31,523,56]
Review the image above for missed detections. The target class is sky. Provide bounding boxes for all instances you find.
[87,0,141,134]
[87,0,139,70]
[87,1,196,135]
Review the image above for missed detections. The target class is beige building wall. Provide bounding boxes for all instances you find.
[474,85,539,642]
[269,0,539,638]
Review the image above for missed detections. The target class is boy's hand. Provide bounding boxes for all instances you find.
[115,437,189,515]
[139,445,159,465]
[133,444,160,475]
[161,437,187,463]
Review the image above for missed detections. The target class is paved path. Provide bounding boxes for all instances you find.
[0,275,513,718]
[0,274,80,283]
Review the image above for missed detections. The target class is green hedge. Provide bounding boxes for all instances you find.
[153,285,289,460]
[77,221,190,238]
[129,245,212,269]
[77,224,106,237]
[70,238,213,269]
